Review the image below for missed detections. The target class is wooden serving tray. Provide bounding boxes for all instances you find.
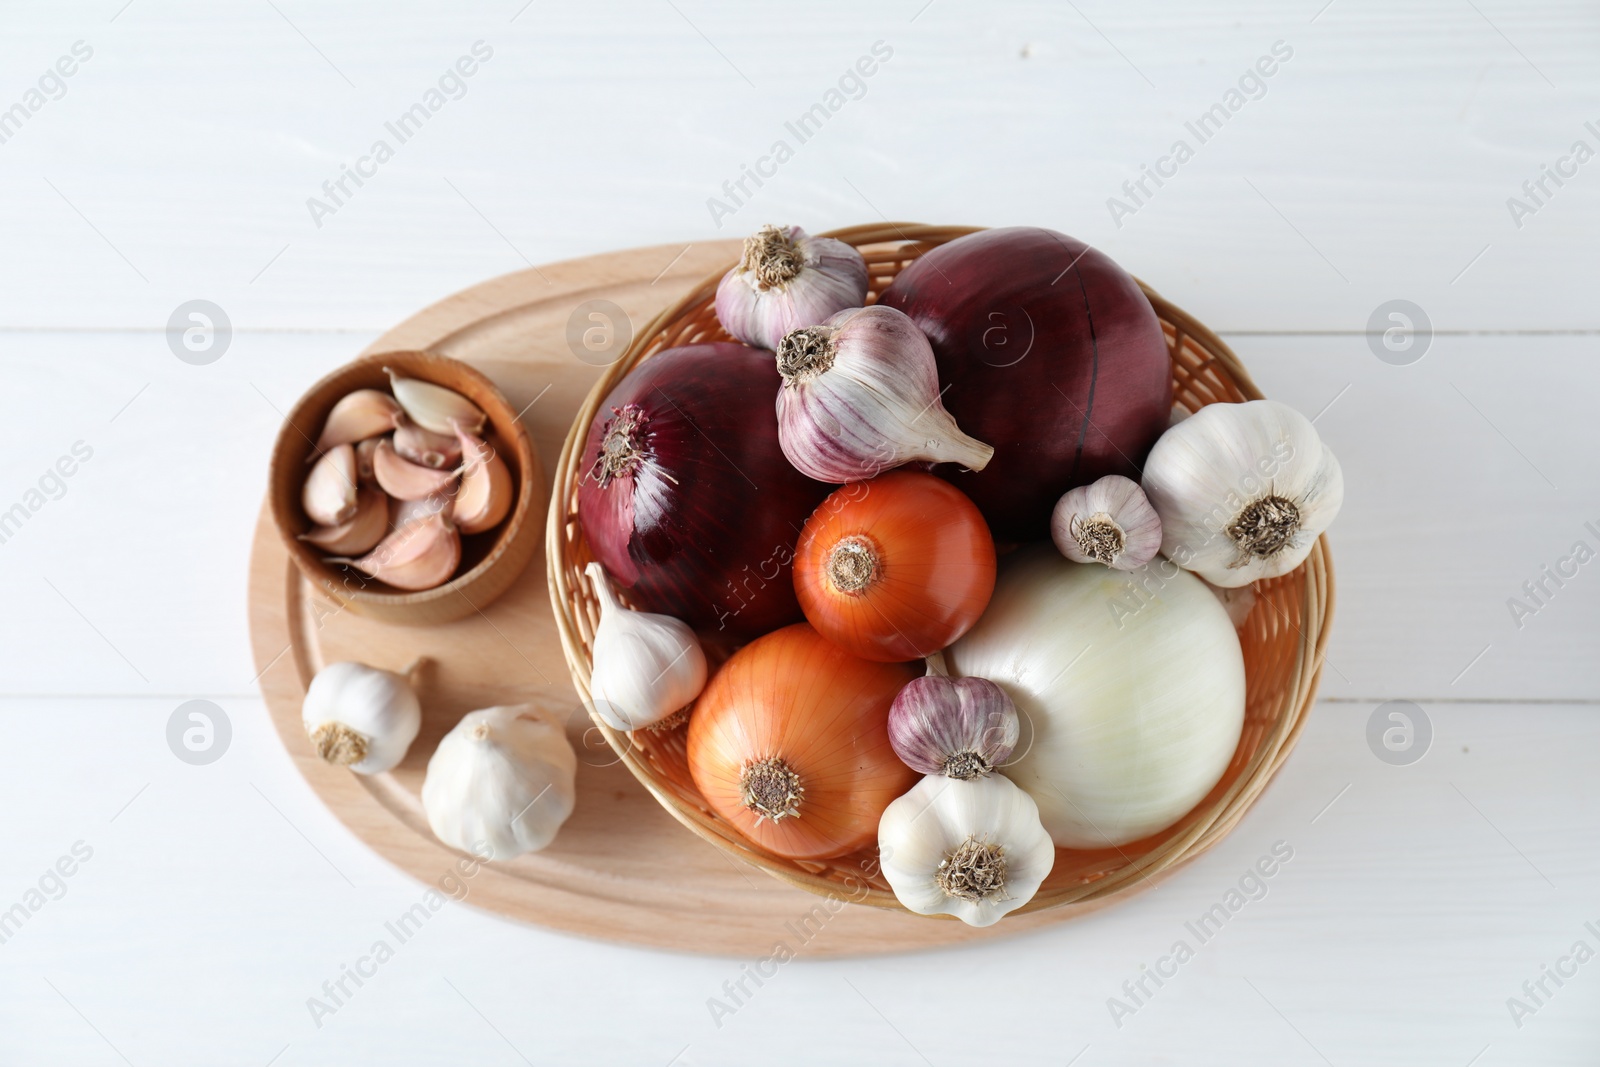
[248,241,1156,955]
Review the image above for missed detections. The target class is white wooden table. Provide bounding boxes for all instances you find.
[2,1,1596,1063]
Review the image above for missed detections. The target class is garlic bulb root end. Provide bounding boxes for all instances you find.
[741,224,805,288]
[937,834,1007,903]
[310,721,369,766]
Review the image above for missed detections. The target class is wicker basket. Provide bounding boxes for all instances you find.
[547,222,1334,917]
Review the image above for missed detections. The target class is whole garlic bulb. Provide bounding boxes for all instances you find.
[775,305,994,483]
[1050,474,1162,571]
[887,676,1019,780]
[715,224,869,351]
[584,562,707,731]
[878,774,1056,927]
[301,661,422,775]
[422,705,577,860]
[1142,399,1343,588]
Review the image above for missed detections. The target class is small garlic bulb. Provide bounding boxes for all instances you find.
[422,705,577,860]
[888,676,1019,780]
[878,774,1056,927]
[775,305,994,484]
[1142,399,1344,588]
[1050,474,1163,571]
[715,224,869,351]
[585,562,707,731]
[301,661,422,775]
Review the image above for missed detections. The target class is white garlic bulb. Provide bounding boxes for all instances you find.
[1142,399,1344,588]
[422,705,577,860]
[715,224,869,350]
[878,774,1056,927]
[584,562,707,731]
[301,661,423,775]
[775,304,994,484]
[1050,474,1163,571]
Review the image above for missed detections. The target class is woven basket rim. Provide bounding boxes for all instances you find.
[545,223,1335,918]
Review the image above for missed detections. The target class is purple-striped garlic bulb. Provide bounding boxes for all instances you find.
[888,675,1019,781]
[774,305,994,484]
[715,225,869,351]
[1050,474,1163,571]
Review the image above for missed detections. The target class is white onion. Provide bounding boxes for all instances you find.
[946,546,1245,849]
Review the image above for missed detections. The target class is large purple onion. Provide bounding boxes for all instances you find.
[878,227,1172,541]
[576,343,833,638]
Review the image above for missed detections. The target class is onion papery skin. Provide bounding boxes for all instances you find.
[878,227,1172,542]
[793,471,996,662]
[576,343,834,638]
[946,547,1245,849]
[687,623,919,860]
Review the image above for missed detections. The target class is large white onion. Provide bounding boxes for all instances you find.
[946,546,1245,849]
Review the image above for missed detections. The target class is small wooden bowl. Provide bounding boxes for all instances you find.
[547,223,1335,919]
[269,351,544,626]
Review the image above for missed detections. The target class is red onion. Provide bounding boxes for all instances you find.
[878,227,1172,541]
[576,343,833,638]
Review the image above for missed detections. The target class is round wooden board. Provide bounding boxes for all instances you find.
[248,241,1161,956]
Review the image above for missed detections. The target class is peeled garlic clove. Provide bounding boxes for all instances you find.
[390,492,452,530]
[452,428,513,535]
[1142,399,1344,587]
[888,676,1019,779]
[373,437,458,501]
[326,512,460,591]
[393,416,463,470]
[1050,474,1163,571]
[302,443,359,526]
[775,305,994,483]
[299,487,388,556]
[313,389,402,454]
[301,660,423,775]
[714,224,869,350]
[422,704,577,860]
[385,367,486,436]
[583,562,707,730]
[878,774,1056,927]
